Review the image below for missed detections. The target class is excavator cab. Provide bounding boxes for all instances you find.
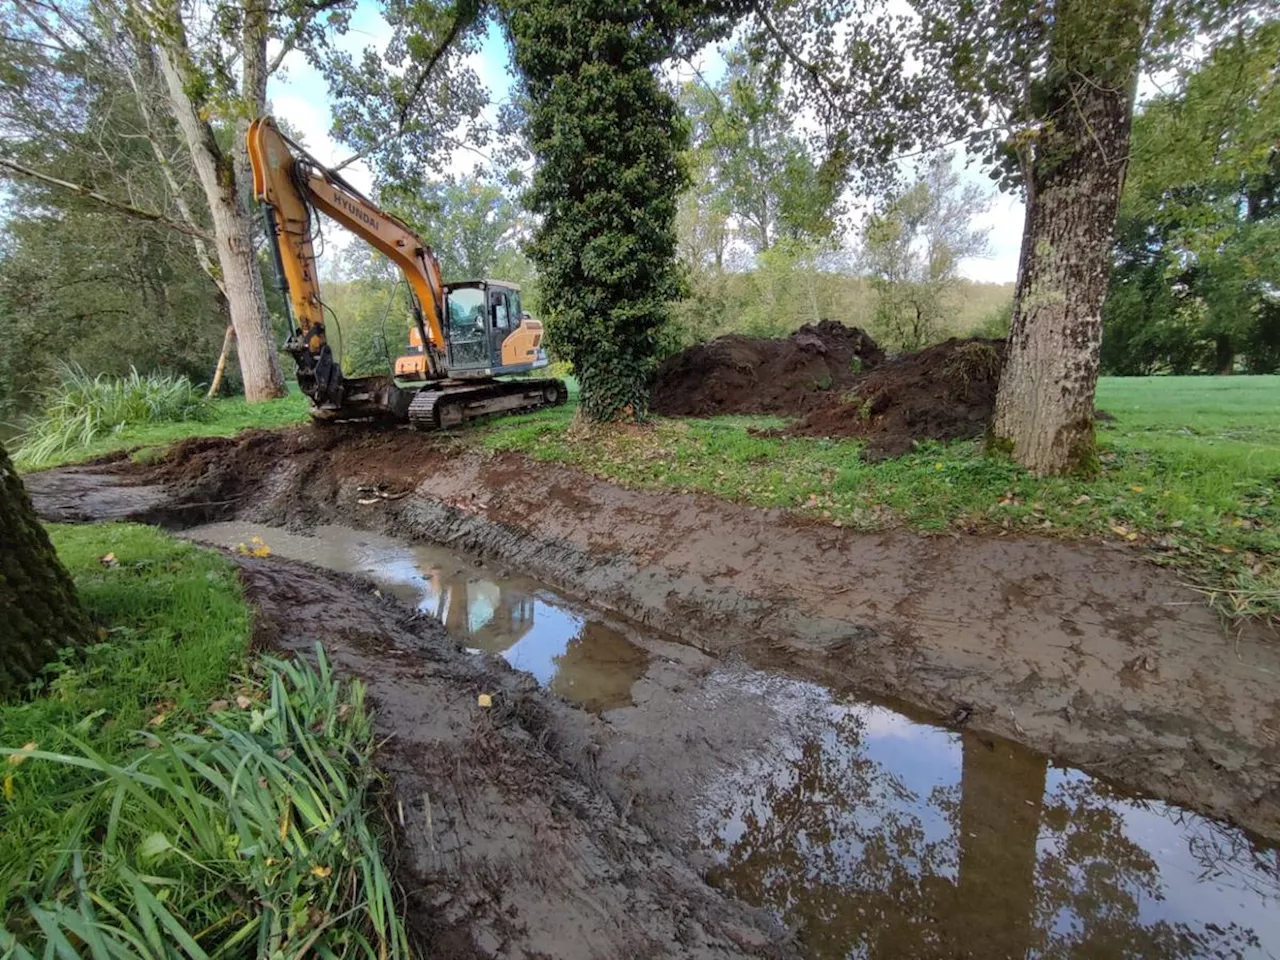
[393,281,548,382]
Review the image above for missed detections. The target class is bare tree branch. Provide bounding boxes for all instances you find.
[0,155,214,239]
[332,4,473,173]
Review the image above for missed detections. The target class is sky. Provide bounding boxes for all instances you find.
[268,7,1027,285]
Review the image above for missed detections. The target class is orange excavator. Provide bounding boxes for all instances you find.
[246,117,567,427]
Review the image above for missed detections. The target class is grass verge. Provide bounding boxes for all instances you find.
[477,376,1280,623]
[13,390,310,472]
[1,524,407,956]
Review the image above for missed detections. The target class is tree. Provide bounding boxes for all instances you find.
[748,0,1265,474]
[382,174,520,281]
[861,154,991,350]
[682,47,840,255]
[0,442,90,700]
[499,0,717,420]
[1103,21,1280,375]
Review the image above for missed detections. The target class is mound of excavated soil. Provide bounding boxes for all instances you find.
[651,321,885,417]
[784,338,1005,460]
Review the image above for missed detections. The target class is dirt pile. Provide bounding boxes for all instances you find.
[651,321,885,417]
[785,338,1005,460]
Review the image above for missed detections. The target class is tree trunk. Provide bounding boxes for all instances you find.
[990,0,1152,475]
[1214,334,1234,374]
[208,323,236,398]
[149,8,285,402]
[0,442,90,700]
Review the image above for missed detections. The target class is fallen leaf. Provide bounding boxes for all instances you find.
[1219,545,1235,554]
[1130,485,1145,493]
[235,695,252,710]
[7,743,37,767]
[2,774,11,800]
[477,693,493,708]
[209,699,229,713]
[147,712,169,728]
[1073,495,1091,506]
[310,865,332,879]
[1110,525,1129,537]
[99,552,118,567]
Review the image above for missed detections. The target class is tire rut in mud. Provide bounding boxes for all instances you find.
[236,553,794,960]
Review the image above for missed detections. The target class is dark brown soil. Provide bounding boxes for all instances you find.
[782,338,1006,460]
[236,553,793,959]
[24,432,1280,845]
[651,321,884,417]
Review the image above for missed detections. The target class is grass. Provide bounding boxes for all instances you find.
[13,389,310,472]
[1,525,407,956]
[1,524,251,879]
[12,368,212,470]
[477,376,1280,623]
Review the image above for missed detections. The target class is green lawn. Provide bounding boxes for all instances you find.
[12,391,310,472]
[1,525,407,956]
[478,376,1280,622]
[0,524,251,880]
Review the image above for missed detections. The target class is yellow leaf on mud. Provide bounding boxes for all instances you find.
[1220,545,1235,554]
[7,743,37,766]
[477,694,493,708]
[310,865,332,879]
[1126,532,1139,541]
[1110,525,1129,537]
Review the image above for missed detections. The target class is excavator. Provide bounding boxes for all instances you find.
[246,116,567,428]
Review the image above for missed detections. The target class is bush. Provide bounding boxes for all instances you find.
[14,366,209,468]
[1,646,407,959]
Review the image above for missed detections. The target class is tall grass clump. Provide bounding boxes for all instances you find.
[0,646,409,959]
[14,365,209,468]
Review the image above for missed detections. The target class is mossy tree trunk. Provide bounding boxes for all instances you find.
[0,442,90,699]
[990,0,1152,475]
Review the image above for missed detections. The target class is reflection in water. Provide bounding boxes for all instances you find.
[696,674,1280,960]
[184,522,649,712]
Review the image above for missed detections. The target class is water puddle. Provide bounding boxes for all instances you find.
[184,522,649,713]
[185,522,1280,956]
[695,672,1280,959]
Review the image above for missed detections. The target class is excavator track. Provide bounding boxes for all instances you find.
[407,378,567,431]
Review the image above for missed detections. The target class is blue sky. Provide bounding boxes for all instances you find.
[268,6,1024,284]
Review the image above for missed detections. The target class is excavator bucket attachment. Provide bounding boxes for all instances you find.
[308,376,413,422]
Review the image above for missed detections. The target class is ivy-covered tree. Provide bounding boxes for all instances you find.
[0,443,90,700]
[497,1,682,419]
[498,0,742,420]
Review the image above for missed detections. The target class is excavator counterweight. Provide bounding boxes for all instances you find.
[246,117,566,427]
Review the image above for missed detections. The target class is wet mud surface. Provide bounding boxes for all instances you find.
[237,530,1280,958]
[22,428,1280,956]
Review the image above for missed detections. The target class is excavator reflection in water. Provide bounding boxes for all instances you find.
[340,537,649,714]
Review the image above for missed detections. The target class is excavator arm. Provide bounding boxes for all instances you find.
[246,117,447,407]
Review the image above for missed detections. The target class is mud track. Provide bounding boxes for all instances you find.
[26,427,1280,845]
[235,554,791,959]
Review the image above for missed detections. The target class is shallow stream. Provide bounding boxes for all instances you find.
[186,521,1280,958]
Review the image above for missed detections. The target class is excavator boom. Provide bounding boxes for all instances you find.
[245,117,564,426]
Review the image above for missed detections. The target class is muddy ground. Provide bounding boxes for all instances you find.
[650,321,884,419]
[782,338,1005,460]
[25,427,1280,851]
[237,554,795,959]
